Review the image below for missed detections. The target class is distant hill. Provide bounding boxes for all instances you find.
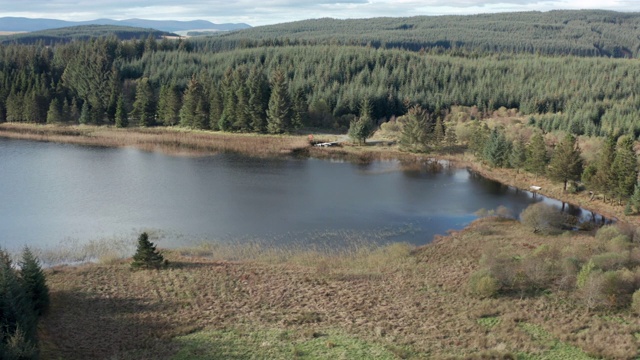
[0,17,250,33]
[207,10,640,58]
[0,25,177,45]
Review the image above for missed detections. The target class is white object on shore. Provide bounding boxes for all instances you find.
[530,186,542,191]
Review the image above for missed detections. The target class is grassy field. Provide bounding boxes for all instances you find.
[39,218,640,359]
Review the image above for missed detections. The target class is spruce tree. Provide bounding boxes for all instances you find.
[266,69,292,134]
[247,65,269,132]
[525,131,548,176]
[180,75,205,129]
[131,232,167,270]
[433,117,445,148]
[509,136,527,172]
[483,127,510,167]
[610,136,638,203]
[399,105,430,152]
[46,98,63,124]
[348,98,374,145]
[547,133,583,191]
[218,68,236,131]
[19,247,49,316]
[444,124,457,153]
[79,101,90,125]
[115,94,128,128]
[130,77,156,127]
[157,84,181,126]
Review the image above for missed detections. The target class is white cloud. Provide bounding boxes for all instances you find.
[0,0,638,26]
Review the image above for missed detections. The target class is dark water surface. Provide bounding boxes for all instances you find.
[0,138,599,251]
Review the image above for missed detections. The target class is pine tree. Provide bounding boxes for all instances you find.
[209,84,223,131]
[525,131,548,176]
[130,77,156,127]
[588,135,617,200]
[266,69,292,134]
[115,94,128,128]
[180,75,207,129]
[610,136,638,203]
[399,105,430,152]
[46,98,63,124]
[292,88,308,129]
[630,180,640,213]
[444,123,457,153]
[348,98,374,145]
[433,117,445,148]
[483,127,510,167]
[19,247,49,316]
[218,68,236,131]
[131,232,167,270]
[79,101,90,125]
[247,65,269,132]
[157,84,181,126]
[0,250,37,352]
[509,136,527,172]
[547,133,583,191]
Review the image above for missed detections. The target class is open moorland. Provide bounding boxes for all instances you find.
[39,217,640,359]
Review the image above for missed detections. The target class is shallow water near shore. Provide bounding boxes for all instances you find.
[0,138,602,254]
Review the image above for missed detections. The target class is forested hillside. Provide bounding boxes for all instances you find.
[0,36,639,136]
[0,25,176,45]
[203,10,640,58]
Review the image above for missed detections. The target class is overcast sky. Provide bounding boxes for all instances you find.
[0,0,637,26]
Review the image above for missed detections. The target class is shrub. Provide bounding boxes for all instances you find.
[591,251,629,271]
[576,260,596,289]
[131,232,168,270]
[595,225,623,242]
[468,270,500,298]
[632,289,640,314]
[520,203,567,235]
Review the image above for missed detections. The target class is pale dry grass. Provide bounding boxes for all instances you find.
[39,218,640,359]
[0,124,310,157]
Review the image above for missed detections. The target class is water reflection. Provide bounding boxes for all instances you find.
[0,138,607,252]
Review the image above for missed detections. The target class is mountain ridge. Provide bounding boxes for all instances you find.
[0,17,251,32]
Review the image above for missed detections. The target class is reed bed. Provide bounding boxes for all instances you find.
[0,123,310,157]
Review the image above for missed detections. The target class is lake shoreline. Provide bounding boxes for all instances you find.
[0,122,627,225]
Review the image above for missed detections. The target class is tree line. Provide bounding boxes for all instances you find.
[0,248,49,359]
[3,38,640,137]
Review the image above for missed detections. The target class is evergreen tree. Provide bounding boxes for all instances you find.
[630,179,640,213]
[399,105,430,152]
[157,84,181,126]
[433,117,445,148]
[348,98,374,145]
[525,131,548,176]
[483,127,510,167]
[79,101,90,125]
[509,136,527,172]
[444,123,457,153]
[233,67,251,131]
[247,65,269,132]
[547,133,583,191]
[610,136,638,203]
[218,68,236,131]
[131,232,167,270]
[208,84,223,131]
[19,247,49,316]
[0,250,37,354]
[115,94,128,128]
[292,88,308,129]
[180,75,206,129]
[46,98,63,124]
[468,122,490,156]
[266,69,292,134]
[588,135,617,199]
[130,77,156,127]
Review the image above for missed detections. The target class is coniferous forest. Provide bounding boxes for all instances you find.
[0,10,640,137]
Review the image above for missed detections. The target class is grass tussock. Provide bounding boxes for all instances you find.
[39,218,640,359]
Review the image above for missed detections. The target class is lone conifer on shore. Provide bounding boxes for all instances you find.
[131,233,167,270]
